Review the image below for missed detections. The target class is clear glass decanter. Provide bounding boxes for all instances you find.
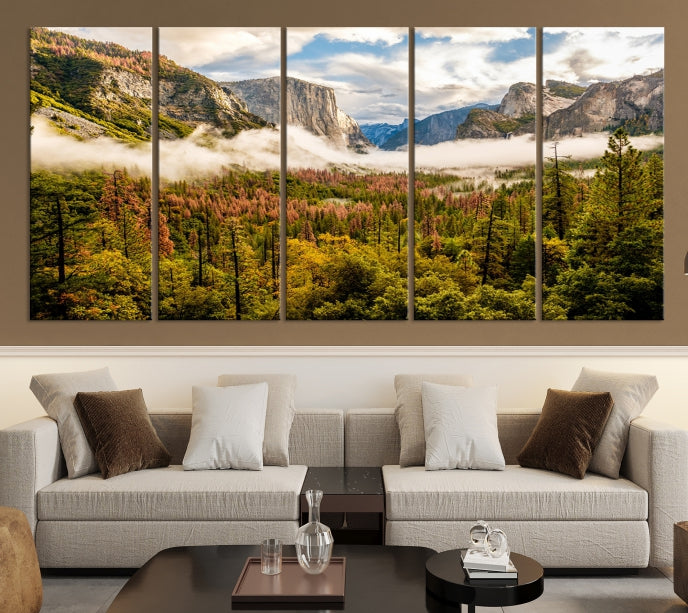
[295,489,333,574]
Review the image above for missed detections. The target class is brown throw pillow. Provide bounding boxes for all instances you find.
[517,388,614,479]
[74,389,171,479]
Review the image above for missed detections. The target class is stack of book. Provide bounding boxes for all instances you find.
[461,548,518,580]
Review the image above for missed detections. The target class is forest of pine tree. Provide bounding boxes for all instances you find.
[543,128,663,320]
[412,127,663,320]
[414,170,536,320]
[285,170,408,320]
[30,169,152,319]
[30,128,662,321]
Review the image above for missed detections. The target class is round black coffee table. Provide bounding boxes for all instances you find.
[425,549,544,613]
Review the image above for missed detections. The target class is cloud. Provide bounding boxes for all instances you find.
[543,28,663,84]
[46,27,152,52]
[415,28,536,116]
[416,27,531,44]
[160,28,280,81]
[289,49,409,125]
[287,28,409,125]
[31,117,663,186]
[321,27,407,46]
[288,27,407,55]
[160,126,281,179]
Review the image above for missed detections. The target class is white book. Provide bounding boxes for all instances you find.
[464,560,518,580]
[461,548,512,572]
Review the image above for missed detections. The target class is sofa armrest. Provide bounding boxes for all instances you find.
[622,415,688,567]
[0,417,64,536]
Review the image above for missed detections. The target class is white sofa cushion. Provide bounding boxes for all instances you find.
[384,520,650,568]
[382,464,647,521]
[395,374,473,467]
[572,367,659,479]
[183,384,268,471]
[37,464,307,522]
[422,383,504,471]
[217,374,297,467]
[30,367,118,479]
[36,520,301,568]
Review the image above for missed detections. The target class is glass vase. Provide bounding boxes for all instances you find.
[295,489,333,574]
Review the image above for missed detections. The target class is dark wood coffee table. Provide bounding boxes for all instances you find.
[106,544,435,613]
[426,549,544,612]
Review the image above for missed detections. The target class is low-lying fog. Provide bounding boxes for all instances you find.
[30,116,664,183]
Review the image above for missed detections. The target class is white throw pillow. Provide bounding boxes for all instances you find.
[217,374,296,466]
[422,382,505,471]
[395,373,474,467]
[571,367,659,479]
[30,367,117,478]
[183,383,268,471]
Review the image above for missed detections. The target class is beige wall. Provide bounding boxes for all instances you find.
[2,0,687,346]
[3,346,687,430]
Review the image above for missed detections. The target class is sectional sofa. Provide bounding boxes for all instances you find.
[1,405,686,569]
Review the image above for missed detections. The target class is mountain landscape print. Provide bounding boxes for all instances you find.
[540,28,664,320]
[28,26,664,322]
[284,28,409,320]
[30,27,153,319]
[413,28,537,320]
[157,28,280,320]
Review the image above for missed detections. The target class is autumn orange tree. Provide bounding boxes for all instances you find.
[158,170,280,320]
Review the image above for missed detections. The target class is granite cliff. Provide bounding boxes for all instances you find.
[224,76,371,150]
[455,72,663,140]
[544,70,664,138]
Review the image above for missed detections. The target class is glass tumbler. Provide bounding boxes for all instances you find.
[261,538,282,575]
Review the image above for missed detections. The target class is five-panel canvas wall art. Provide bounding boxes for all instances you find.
[29,27,664,321]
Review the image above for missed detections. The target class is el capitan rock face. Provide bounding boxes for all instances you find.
[224,76,371,150]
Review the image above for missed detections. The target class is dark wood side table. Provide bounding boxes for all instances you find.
[425,549,544,613]
[300,467,385,545]
[674,521,688,603]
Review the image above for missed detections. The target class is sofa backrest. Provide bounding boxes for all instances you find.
[149,407,541,468]
[149,408,344,467]
[345,408,541,466]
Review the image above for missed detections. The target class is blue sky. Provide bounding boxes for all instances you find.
[415,28,535,118]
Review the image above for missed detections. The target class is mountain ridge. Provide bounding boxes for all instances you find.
[31,28,664,151]
[360,119,411,147]
[30,27,271,143]
[455,72,663,140]
[544,70,664,138]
